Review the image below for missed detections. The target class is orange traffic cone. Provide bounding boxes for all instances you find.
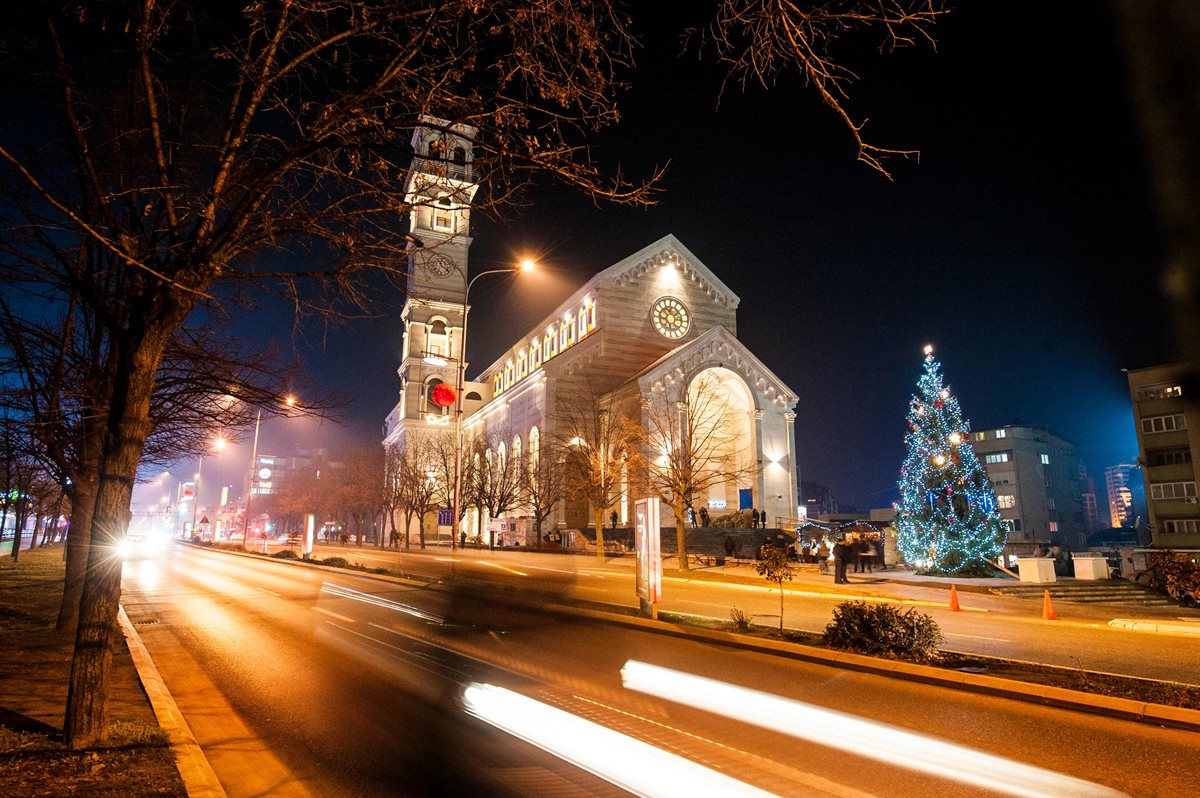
[948,584,961,612]
[1042,589,1057,621]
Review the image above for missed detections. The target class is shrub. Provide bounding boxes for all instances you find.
[319,556,351,569]
[712,509,754,528]
[823,600,943,661]
[271,549,299,560]
[370,567,391,575]
[729,607,751,632]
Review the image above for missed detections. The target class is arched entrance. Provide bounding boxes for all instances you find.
[687,366,757,516]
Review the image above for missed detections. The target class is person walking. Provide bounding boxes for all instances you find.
[817,539,830,573]
[862,535,877,574]
[610,510,618,532]
[833,536,850,584]
[750,508,759,528]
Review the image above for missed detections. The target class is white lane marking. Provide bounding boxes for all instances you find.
[313,606,356,623]
[477,561,528,577]
[256,587,281,597]
[945,632,1011,643]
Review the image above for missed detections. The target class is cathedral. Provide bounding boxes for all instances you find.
[383,118,799,544]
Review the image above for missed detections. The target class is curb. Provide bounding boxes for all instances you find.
[1108,618,1200,637]
[117,606,228,798]
[186,542,1200,734]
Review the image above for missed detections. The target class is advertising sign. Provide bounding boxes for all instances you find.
[634,497,662,617]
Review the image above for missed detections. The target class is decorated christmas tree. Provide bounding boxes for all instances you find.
[896,346,1005,574]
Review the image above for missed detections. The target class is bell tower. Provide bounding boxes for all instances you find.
[384,116,480,449]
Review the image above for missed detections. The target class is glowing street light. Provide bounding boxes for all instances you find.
[450,259,536,548]
[190,437,226,539]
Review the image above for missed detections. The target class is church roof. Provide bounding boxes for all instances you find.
[619,323,798,410]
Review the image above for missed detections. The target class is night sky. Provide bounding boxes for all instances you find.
[162,4,1175,514]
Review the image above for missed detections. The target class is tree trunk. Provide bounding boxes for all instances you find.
[675,495,688,571]
[594,507,606,561]
[8,506,21,561]
[57,477,100,631]
[63,338,161,748]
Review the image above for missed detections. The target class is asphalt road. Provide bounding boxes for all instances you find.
[121,545,1199,797]
[300,542,1200,685]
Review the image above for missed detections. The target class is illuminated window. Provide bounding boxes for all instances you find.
[531,338,542,370]
[512,436,522,472]
[995,429,1006,439]
[433,197,454,232]
[985,452,1010,464]
[1040,453,1050,465]
[1138,384,1184,400]
[545,326,558,358]
[517,350,528,380]
[586,299,597,331]
[1048,521,1059,532]
[975,432,985,442]
[529,426,540,471]
[504,360,514,389]
[997,494,1015,508]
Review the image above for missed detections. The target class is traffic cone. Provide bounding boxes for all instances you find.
[1042,589,1057,621]
[948,584,961,612]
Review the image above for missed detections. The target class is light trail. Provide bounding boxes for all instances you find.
[462,683,778,798]
[320,582,443,623]
[621,660,1127,798]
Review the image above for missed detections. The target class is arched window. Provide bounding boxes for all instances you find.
[497,441,507,473]
[466,391,482,401]
[433,197,454,232]
[512,435,522,472]
[428,319,448,356]
[529,426,540,471]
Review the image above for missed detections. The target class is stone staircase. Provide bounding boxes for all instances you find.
[988,580,1178,606]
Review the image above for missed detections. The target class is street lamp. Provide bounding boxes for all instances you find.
[243,394,297,553]
[449,258,535,549]
[190,437,226,540]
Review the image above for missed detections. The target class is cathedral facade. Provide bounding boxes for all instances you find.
[384,119,799,543]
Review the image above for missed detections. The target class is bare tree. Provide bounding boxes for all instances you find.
[695,0,946,178]
[0,0,946,750]
[521,436,569,547]
[471,429,523,548]
[641,372,755,571]
[395,437,439,549]
[558,384,642,560]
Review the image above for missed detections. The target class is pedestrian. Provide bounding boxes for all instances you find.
[688,505,697,528]
[817,539,830,573]
[460,530,467,548]
[610,509,618,531]
[750,508,759,528]
[700,507,710,527]
[833,536,850,584]
[848,533,862,573]
[862,535,877,574]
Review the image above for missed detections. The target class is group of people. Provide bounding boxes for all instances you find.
[1033,543,1074,576]
[799,532,884,584]
[685,506,769,529]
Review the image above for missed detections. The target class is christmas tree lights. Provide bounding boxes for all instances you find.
[896,346,1005,574]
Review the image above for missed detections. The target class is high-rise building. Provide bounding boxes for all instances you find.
[971,425,1088,554]
[1103,463,1145,529]
[1125,361,1200,548]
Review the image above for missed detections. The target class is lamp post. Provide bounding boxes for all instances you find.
[449,259,535,550]
[243,395,296,553]
[190,438,226,540]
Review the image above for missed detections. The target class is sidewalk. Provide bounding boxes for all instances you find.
[0,546,187,797]
[305,540,1200,624]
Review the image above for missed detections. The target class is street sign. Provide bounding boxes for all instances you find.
[199,516,210,524]
[437,508,453,526]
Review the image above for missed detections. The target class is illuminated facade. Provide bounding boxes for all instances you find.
[383,119,799,543]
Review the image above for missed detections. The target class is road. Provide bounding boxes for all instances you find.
[120,544,1198,797]
[297,541,1200,685]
